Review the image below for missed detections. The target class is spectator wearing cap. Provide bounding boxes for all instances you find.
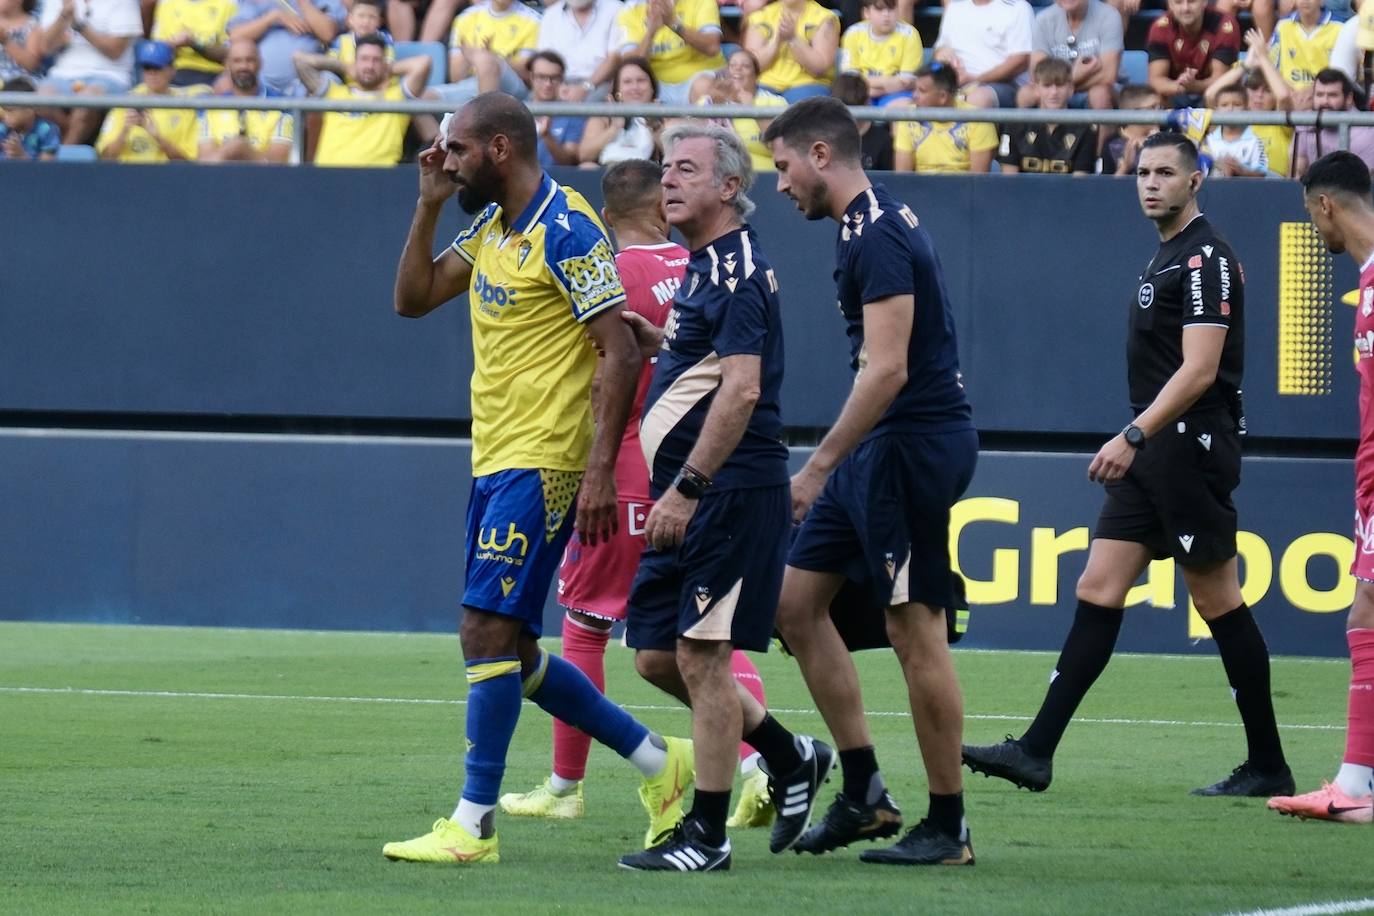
[150,0,237,87]
[0,76,59,159]
[295,32,431,166]
[1021,0,1120,110]
[528,50,585,167]
[1293,67,1374,175]
[933,0,1035,109]
[1146,0,1241,106]
[228,0,345,95]
[198,37,295,162]
[96,40,207,162]
[0,0,44,83]
[37,0,145,143]
[537,0,624,101]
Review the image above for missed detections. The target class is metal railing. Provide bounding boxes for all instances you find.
[6,91,1373,165]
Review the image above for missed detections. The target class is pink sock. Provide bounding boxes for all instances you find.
[731,650,767,762]
[552,613,610,782]
[1346,628,1374,769]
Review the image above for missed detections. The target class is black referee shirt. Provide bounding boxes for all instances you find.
[997,123,1096,174]
[1128,214,1244,412]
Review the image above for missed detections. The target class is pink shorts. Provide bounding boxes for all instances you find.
[556,499,651,622]
[1355,492,1374,583]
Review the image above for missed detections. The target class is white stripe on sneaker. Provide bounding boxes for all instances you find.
[664,851,690,871]
[683,847,708,867]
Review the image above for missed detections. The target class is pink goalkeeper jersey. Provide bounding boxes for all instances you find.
[1357,255,1374,498]
[614,242,691,503]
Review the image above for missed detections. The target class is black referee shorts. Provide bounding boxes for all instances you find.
[1094,408,1240,567]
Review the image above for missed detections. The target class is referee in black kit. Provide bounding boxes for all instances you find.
[963,133,1295,798]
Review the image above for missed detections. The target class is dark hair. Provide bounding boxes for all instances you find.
[861,0,897,8]
[728,47,760,77]
[463,90,539,159]
[614,56,658,101]
[1240,67,1268,90]
[1214,82,1247,103]
[1315,67,1355,97]
[829,72,870,107]
[915,61,958,96]
[2,76,36,93]
[354,33,388,53]
[351,0,385,12]
[529,49,567,75]
[1302,150,1373,200]
[1034,57,1071,85]
[602,158,663,217]
[761,95,862,164]
[1142,131,1199,170]
[1119,83,1160,108]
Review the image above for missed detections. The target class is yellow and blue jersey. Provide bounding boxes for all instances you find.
[451,172,626,477]
[95,84,208,162]
[1269,11,1340,88]
[151,0,238,74]
[746,0,839,91]
[892,102,997,173]
[330,29,395,65]
[617,0,724,84]
[840,21,923,82]
[199,91,294,152]
[314,79,409,167]
[451,1,541,63]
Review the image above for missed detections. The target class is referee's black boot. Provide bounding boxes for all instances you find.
[961,736,1053,792]
[1191,760,1296,797]
[859,820,975,867]
[794,790,903,855]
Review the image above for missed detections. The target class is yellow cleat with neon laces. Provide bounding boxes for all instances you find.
[382,818,500,864]
[499,779,585,819]
[638,736,694,848]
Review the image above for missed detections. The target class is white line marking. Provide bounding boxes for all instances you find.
[0,686,1345,731]
[0,427,469,447]
[1223,898,1374,916]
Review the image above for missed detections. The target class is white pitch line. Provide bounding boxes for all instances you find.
[1223,898,1374,916]
[0,685,1345,731]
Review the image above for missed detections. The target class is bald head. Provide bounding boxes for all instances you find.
[455,91,538,163]
[225,38,261,92]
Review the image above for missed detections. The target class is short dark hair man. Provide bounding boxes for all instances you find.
[963,133,1294,800]
[765,95,979,866]
[1294,68,1374,177]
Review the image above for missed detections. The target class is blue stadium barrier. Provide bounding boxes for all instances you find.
[56,144,97,161]
[394,40,448,89]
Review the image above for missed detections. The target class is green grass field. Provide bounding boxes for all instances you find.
[2,622,1371,915]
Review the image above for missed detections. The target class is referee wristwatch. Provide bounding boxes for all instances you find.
[673,463,712,500]
[1122,423,1146,450]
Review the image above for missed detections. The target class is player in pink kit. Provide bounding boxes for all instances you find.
[1268,150,1374,824]
[500,159,776,832]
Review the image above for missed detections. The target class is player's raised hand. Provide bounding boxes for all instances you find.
[576,467,618,546]
[1087,432,1136,484]
[417,134,455,206]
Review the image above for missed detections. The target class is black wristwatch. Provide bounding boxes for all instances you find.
[672,463,712,500]
[1122,423,1146,450]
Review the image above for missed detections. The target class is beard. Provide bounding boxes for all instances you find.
[802,176,829,221]
[231,71,257,91]
[456,155,501,214]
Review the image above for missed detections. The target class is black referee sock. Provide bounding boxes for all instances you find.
[926,792,964,840]
[1020,600,1125,759]
[690,789,731,847]
[839,746,886,805]
[744,714,805,775]
[1205,603,1287,772]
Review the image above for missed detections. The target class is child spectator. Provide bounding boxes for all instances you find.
[1206,28,1293,175]
[1100,83,1160,175]
[0,76,59,159]
[331,0,394,66]
[1270,0,1340,102]
[998,58,1095,173]
[839,0,921,105]
[1204,82,1269,177]
[893,61,998,173]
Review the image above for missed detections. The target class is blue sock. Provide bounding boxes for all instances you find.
[460,656,523,805]
[524,650,649,759]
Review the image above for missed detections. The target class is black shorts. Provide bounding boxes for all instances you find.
[1095,408,1240,567]
[788,429,979,610]
[626,484,789,652]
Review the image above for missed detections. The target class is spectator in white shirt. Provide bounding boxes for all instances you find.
[538,0,623,100]
[1204,82,1269,177]
[934,0,1034,108]
[38,0,144,143]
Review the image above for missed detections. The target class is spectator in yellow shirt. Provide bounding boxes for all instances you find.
[695,48,786,171]
[840,0,922,105]
[1269,0,1340,101]
[96,40,205,161]
[150,0,236,86]
[1206,27,1294,176]
[198,38,294,162]
[438,0,541,103]
[616,0,723,104]
[893,61,997,173]
[295,33,431,166]
[330,0,395,66]
[744,0,839,102]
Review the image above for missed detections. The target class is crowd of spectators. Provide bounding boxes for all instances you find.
[2,0,1374,176]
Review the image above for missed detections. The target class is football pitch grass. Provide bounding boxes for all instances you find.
[3,622,1371,916]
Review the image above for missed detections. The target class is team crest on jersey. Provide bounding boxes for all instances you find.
[557,238,621,315]
[518,240,533,268]
[694,586,712,614]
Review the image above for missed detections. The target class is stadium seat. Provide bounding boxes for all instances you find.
[57,144,97,161]
[1119,49,1148,86]
[394,41,447,89]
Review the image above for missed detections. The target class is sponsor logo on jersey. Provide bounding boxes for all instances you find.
[558,237,622,316]
[475,523,530,566]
